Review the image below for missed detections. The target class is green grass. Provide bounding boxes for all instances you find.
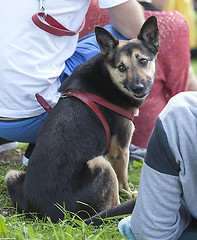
[0,146,142,240]
[0,213,126,240]
[191,57,197,74]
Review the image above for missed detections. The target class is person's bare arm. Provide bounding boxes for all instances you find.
[152,0,168,9]
[106,0,145,39]
[187,65,197,91]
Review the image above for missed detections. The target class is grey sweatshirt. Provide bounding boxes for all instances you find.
[119,91,197,239]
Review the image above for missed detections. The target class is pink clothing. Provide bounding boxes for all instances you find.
[80,2,190,148]
[133,10,190,148]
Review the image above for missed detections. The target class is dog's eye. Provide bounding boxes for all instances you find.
[118,64,127,72]
[139,59,148,66]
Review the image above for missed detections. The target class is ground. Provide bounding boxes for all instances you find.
[0,146,26,216]
[0,147,24,168]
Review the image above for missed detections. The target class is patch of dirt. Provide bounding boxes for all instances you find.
[0,149,24,168]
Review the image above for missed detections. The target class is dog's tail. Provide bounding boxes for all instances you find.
[84,198,136,226]
[5,170,26,212]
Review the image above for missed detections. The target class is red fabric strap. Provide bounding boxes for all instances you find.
[82,92,135,121]
[32,12,85,36]
[65,90,111,152]
[35,93,52,113]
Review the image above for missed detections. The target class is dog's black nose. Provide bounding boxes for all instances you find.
[131,83,144,95]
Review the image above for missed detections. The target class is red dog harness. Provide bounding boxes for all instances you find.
[36,90,135,153]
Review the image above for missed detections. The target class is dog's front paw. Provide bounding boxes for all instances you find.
[119,183,138,199]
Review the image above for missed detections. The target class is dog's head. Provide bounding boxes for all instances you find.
[95,16,159,102]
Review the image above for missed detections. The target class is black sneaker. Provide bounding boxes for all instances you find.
[22,143,35,165]
[0,137,19,153]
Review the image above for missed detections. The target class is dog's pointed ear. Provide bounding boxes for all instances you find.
[95,26,119,58]
[137,16,159,54]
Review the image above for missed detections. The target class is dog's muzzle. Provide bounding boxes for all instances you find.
[131,83,147,98]
[125,82,151,99]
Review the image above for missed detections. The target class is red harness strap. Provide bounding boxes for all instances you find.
[82,92,135,121]
[64,90,111,152]
[32,12,85,36]
[35,93,52,113]
[36,90,135,153]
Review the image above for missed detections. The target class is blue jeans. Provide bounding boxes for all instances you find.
[0,24,127,143]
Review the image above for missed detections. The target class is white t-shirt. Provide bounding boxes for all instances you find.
[0,0,127,118]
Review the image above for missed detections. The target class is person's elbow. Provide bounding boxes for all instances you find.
[106,0,145,39]
[111,17,145,39]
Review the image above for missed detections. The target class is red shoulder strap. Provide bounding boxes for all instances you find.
[65,91,111,153]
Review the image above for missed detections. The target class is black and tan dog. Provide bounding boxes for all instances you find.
[5,16,159,223]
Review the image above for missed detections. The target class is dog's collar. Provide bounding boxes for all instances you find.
[61,90,137,121]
